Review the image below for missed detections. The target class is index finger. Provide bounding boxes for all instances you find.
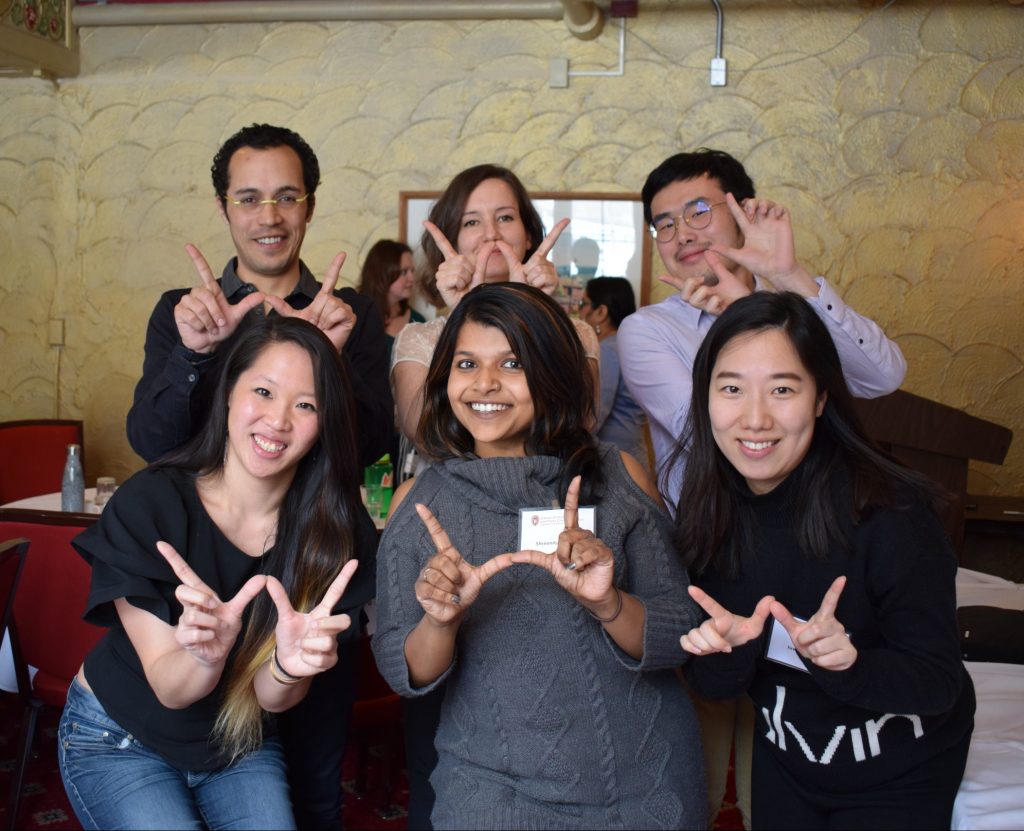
[687,584,732,621]
[531,217,570,261]
[184,244,220,293]
[320,252,346,295]
[816,576,847,620]
[313,559,360,616]
[156,540,213,595]
[415,503,459,561]
[723,192,751,232]
[423,220,458,260]
[563,475,581,530]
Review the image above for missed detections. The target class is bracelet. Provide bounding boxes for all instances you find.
[588,587,623,624]
[269,647,304,686]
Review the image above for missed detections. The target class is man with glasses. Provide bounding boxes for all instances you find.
[127,122,392,469]
[618,148,905,830]
[125,123,390,830]
[620,148,905,504]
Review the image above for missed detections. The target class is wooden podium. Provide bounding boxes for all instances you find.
[853,390,1013,553]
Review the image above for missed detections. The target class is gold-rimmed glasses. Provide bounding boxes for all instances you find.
[650,199,727,243]
[226,193,311,212]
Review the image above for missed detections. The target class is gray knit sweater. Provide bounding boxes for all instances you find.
[373,447,707,830]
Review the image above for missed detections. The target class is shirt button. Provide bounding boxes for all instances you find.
[188,373,197,383]
[827,304,833,311]
[858,338,863,344]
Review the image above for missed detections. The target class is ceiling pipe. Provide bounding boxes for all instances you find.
[72,1,608,40]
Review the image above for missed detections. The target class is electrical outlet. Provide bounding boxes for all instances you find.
[710,57,727,87]
[48,318,64,346]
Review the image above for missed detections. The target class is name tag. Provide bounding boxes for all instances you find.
[518,507,596,553]
[765,616,810,673]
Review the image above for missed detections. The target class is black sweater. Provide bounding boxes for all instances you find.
[684,470,975,791]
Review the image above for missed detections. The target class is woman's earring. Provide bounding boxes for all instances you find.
[595,324,601,336]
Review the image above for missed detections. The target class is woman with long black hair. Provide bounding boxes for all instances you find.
[676,291,974,829]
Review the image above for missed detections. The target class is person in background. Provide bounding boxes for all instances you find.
[677,291,973,829]
[578,277,649,468]
[617,148,908,827]
[60,318,376,830]
[357,239,426,366]
[124,124,390,828]
[374,283,706,830]
[391,163,599,448]
[358,239,427,484]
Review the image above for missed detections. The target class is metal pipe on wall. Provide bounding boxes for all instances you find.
[72,0,607,40]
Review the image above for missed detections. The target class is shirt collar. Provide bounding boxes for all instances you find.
[221,258,320,303]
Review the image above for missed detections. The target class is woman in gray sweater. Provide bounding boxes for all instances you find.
[373,283,707,830]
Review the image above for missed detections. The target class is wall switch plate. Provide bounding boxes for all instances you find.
[549,58,569,88]
[710,57,727,86]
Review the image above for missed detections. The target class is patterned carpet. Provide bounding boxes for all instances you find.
[0,691,741,830]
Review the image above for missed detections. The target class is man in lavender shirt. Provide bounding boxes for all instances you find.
[619,149,905,505]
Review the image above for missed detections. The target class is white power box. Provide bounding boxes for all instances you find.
[710,57,727,87]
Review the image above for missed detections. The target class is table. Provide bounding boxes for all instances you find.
[1,487,102,515]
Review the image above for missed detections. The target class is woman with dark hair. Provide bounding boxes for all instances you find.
[374,283,706,830]
[391,164,599,446]
[59,317,376,830]
[676,292,974,829]
[579,276,649,467]
[357,239,425,364]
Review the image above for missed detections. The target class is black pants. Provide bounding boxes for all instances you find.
[751,728,972,830]
[277,638,360,830]
[401,686,445,830]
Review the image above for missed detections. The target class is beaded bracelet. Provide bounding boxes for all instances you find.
[587,587,623,623]
[269,646,304,686]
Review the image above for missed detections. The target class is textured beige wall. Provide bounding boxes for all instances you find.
[0,0,1021,495]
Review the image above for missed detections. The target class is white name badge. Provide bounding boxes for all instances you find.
[518,506,596,553]
[765,616,811,674]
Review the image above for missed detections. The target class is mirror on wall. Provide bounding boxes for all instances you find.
[400,191,652,319]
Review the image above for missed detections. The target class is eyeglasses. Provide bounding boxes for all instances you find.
[573,297,592,311]
[226,193,311,212]
[650,199,726,243]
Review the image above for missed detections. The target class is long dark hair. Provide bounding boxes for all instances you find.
[673,292,944,578]
[419,164,545,304]
[358,239,413,324]
[418,283,602,503]
[160,316,361,757]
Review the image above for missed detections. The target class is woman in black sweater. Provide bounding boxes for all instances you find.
[674,291,974,829]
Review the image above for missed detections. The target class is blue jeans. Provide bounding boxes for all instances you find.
[58,678,296,830]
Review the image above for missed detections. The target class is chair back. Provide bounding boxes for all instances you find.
[0,513,105,706]
[0,419,84,505]
[0,538,28,639]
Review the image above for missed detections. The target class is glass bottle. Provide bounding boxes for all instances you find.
[61,443,84,512]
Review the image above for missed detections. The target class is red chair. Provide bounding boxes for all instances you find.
[1,510,104,830]
[0,420,84,505]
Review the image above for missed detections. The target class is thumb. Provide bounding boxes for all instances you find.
[750,595,775,629]
[224,574,268,617]
[264,295,295,317]
[230,290,266,320]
